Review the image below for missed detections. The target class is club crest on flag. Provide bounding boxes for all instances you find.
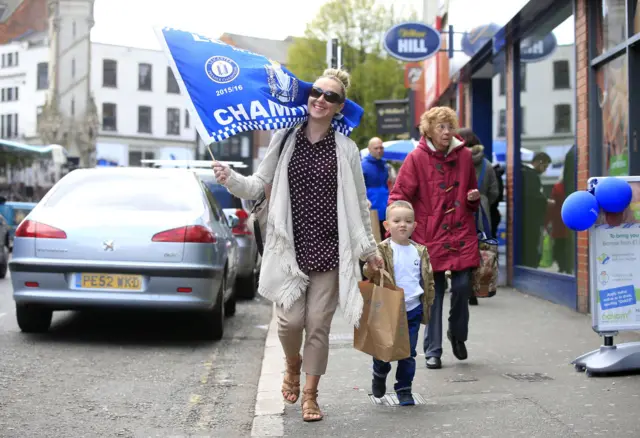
[205,56,241,84]
[155,27,364,145]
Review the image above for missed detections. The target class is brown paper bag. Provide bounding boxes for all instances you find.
[353,270,411,362]
[370,209,382,243]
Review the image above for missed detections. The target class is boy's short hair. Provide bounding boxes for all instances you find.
[386,200,414,219]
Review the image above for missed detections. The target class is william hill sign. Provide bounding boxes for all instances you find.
[383,22,441,62]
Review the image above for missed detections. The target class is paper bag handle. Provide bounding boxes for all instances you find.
[377,269,394,287]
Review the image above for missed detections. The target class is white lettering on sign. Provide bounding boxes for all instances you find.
[522,41,544,56]
[212,100,309,126]
[397,39,428,54]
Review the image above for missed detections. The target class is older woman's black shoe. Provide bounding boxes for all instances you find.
[426,357,442,369]
[469,296,478,305]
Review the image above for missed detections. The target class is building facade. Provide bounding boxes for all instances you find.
[1,3,293,171]
[420,0,640,314]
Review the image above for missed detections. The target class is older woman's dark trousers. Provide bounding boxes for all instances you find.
[423,269,472,358]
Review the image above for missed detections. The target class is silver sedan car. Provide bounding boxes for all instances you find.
[9,167,238,340]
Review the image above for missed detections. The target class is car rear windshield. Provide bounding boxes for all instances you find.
[199,177,243,210]
[44,173,203,211]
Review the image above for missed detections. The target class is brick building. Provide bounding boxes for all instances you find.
[421,0,639,314]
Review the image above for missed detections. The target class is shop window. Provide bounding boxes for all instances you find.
[128,151,155,167]
[499,73,505,96]
[554,104,572,133]
[185,109,190,128]
[518,12,575,277]
[595,0,626,54]
[635,0,640,34]
[597,55,628,176]
[553,60,570,89]
[498,109,506,137]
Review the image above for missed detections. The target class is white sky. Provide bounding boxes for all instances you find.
[90,0,424,49]
[90,0,574,50]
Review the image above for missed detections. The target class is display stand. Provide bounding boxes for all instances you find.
[572,176,640,377]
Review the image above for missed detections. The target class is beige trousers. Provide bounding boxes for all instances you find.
[276,269,339,376]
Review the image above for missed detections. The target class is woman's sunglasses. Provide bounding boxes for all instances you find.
[310,86,345,104]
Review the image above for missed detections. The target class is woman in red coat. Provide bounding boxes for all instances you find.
[389,106,480,370]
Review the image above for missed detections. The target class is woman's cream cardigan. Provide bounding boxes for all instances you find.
[223,126,377,326]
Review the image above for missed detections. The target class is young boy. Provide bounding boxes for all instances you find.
[364,200,435,406]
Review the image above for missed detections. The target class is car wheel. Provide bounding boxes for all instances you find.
[224,284,237,317]
[199,278,225,341]
[234,270,257,300]
[16,304,53,333]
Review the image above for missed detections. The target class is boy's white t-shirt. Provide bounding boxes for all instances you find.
[390,241,423,312]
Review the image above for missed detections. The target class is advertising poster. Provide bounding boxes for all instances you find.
[591,178,640,331]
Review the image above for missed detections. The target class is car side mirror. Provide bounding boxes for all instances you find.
[0,196,6,205]
[228,214,240,229]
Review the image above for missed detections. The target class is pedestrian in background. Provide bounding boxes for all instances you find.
[389,106,480,371]
[364,200,435,406]
[458,128,499,305]
[212,68,383,422]
[362,137,395,236]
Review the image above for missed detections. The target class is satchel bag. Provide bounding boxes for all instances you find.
[248,127,295,256]
[472,161,499,298]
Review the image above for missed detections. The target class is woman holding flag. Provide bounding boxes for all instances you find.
[213,68,383,422]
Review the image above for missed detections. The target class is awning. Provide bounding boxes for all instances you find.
[0,139,63,154]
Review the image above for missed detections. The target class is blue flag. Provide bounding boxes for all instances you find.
[155,27,364,145]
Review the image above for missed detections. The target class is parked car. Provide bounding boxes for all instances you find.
[9,167,238,340]
[0,200,37,250]
[139,159,260,300]
[0,204,9,278]
[194,169,260,299]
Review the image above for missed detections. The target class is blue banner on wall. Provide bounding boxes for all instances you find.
[155,27,364,145]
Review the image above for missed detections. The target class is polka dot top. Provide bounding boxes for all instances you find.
[288,124,339,273]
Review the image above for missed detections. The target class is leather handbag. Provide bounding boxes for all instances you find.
[248,127,295,256]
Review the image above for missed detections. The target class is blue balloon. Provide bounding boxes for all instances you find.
[594,178,633,213]
[561,191,600,231]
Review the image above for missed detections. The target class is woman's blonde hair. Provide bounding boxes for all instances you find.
[320,68,351,98]
[419,106,459,137]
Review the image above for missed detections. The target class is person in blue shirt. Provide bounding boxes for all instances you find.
[362,137,395,236]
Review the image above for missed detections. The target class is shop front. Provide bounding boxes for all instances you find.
[422,0,640,313]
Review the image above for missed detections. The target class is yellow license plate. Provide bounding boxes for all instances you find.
[78,273,143,291]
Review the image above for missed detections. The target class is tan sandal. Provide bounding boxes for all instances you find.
[281,355,302,404]
[301,389,323,422]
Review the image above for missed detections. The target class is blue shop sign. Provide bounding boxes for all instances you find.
[520,33,557,62]
[383,22,441,62]
[461,23,501,57]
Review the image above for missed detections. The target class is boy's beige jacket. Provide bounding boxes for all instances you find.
[364,238,436,325]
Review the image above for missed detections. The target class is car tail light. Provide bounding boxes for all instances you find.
[15,220,67,239]
[25,282,39,288]
[151,226,216,243]
[232,209,252,236]
[177,287,192,293]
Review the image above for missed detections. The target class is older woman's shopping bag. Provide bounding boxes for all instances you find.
[353,270,411,362]
[473,162,499,298]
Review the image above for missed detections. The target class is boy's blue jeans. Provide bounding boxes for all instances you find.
[372,303,423,393]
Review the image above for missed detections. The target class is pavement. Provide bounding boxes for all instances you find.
[0,269,272,437]
[251,288,640,438]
